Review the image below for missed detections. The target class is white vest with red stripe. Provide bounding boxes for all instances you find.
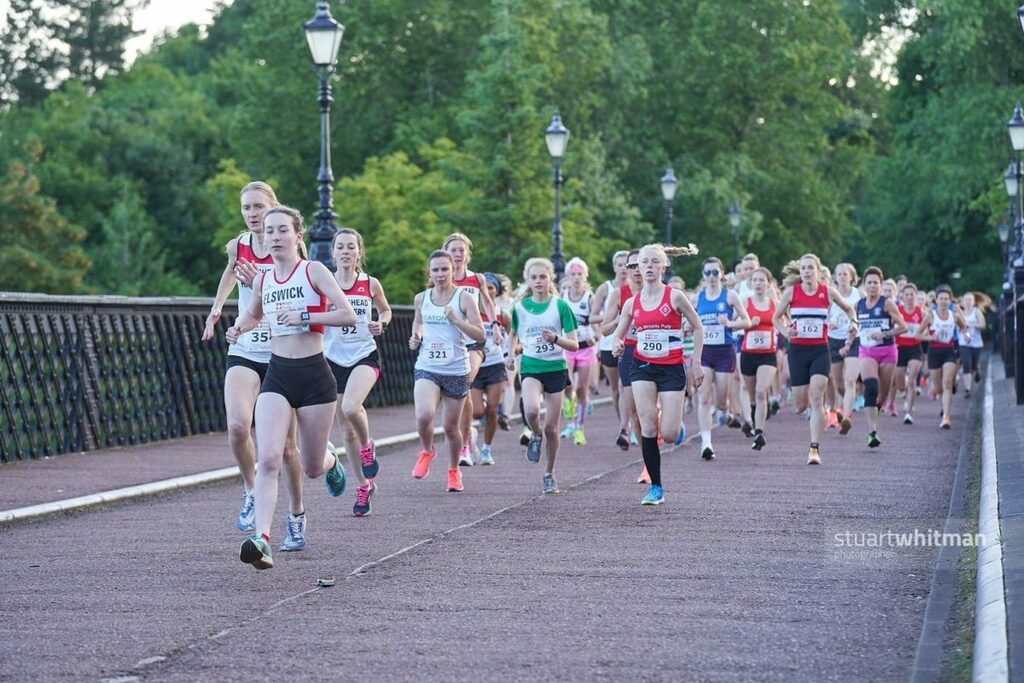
[325,273,377,366]
[230,233,274,362]
[261,260,327,338]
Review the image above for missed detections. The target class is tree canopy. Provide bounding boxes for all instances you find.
[0,0,1014,298]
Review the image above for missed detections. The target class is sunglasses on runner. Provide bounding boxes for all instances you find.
[703,269,720,277]
[626,263,639,270]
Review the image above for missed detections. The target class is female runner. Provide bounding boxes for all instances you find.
[826,263,860,435]
[326,228,392,516]
[601,250,643,451]
[611,244,703,505]
[695,257,750,460]
[201,181,306,551]
[409,250,486,491]
[895,283,925,424]
[739,267,778,451]
[444,233,499,467]
[854,267,906,448]
[916,285,969,429]
[506,258,579,494]
[227,206,357,570]
[772,254,858,465]
[560,257,599,445]
[469,273,510,466]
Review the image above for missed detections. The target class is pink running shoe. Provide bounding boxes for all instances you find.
[447,468,464,492]
[412,448,435,479]
[359,440,379,478]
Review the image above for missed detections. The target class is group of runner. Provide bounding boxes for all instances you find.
[205,181,988,571]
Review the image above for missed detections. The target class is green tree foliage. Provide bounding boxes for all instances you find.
[0,141,90,292]
[0,0,1009,300]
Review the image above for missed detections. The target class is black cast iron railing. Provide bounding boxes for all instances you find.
[0,293,417,463]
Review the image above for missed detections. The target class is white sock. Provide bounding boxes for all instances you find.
[701,430,711,449]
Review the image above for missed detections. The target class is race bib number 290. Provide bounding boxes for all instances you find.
[638,330,669,357]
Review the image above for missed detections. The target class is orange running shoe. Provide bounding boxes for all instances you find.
[637,466,650,484]
[825,410,838,430]
[412,448,435,479]
[447,467,464,492]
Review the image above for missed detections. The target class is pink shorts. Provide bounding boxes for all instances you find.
[565,344,597,367]
[858,343,897,365]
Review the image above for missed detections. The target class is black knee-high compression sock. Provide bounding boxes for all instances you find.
[641,436,662,486]
[519,396,528,425]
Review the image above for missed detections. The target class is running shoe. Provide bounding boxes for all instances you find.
[458,444,473,467]
[412,447,435,479]
[543,473,559,494]
[573,428,587,446]
[887,401,898,417]
[526,436,542,463]
[324,453,347,497]
[587,402,594,415]
[839,416,852,435]
[479,444,495,466]
[236,490,255,532]
[807,447,821,465]
[903,412,914,425]
[560,423,576,439]
[964,389,971,399]
[637,467,650,484]
[701,446,715,461]
[751,431,766,451]
[562,396,577,420]
[630,431,639,446]
[616,430,630,451]
[520,427,533,446]
[769,399,780,418]
[497,413,511,431]
[741,421,754,438]
[641,484,665,505]
[240,534,273,570]
[353,480,376,517]
[447,468,464,492]
[941,415,952,430]
[854,395,865,411]
[674,423,687,445]
[359,440,379,479]
[825,410,838,431]
[280,513,306,551]
[715,410,729,427]
[727,414,742,429]
[867,431,881,449]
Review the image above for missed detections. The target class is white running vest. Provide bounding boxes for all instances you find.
[564,290,595,344]
[229,233,274,363]
[828,288,861,340]
[598,280,616,351]
[415,289,470,375]
[261,261,327,338]
[325,273,378,366]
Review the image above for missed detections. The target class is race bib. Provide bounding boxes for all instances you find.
[531,334,562,360]
[337,324,361,342]
[245,321,272,353]
[934,326,954,344]
[796,318,823,339]
[703,324,725,345]
[746,330,772,350]
[424,341,453,365]
[901,323,919,339]
[638,330,670,358]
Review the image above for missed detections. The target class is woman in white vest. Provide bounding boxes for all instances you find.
[200,181,307,552]
[326,228,392,517]
[506,258,579,495]
[827,263,861,435]
[560,257,599,446]
[409,250,486,493]
[227,206,357,570]
[960,291,986,398]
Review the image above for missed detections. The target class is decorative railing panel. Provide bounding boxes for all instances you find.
[0,293,417,462]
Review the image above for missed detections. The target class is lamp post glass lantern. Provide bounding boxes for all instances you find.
[1007,163,1019,198]
[304,1,345,269]
[728,203,742,263]
[544,112,570,282]
[1018,4,1024,38]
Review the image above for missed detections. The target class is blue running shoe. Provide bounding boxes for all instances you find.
[674,423,687,446]
[280,512,306,551]
[236,490,255,532]
[526,436,542,463]
[629,431,638,446]
[587,402,594,416]
[359,441,379,479]
[641,484,665,505]
[353,480,376,517]
[324,452,347,497]
[638,483,663,505]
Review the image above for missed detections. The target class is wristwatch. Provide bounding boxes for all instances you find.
[300,311,310,331]
[380,320,389,333]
